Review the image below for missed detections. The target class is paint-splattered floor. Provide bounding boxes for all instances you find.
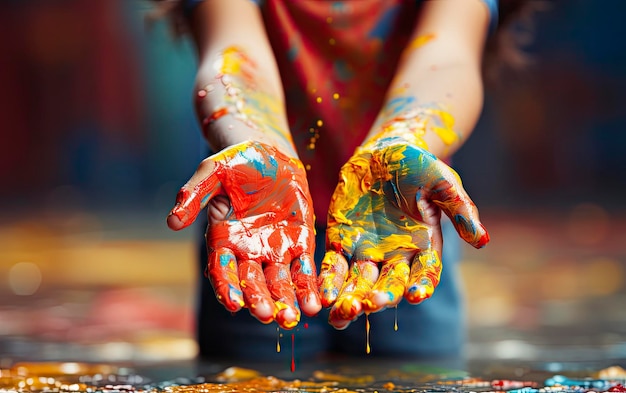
[1,360,626,393]
[1,206,625,379]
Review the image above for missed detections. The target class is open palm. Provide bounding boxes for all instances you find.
[319,138,489,329]
[167,141,320,329]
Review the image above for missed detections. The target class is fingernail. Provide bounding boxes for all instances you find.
[222,297,243,312]
[475,225,490,248]
[362,298,377,312]
[171,206,188,222]
[335,295,361,320]
[362,290,389,313]
[405,282,432,304]
[320,284,339,308]
[250,301,276,324]
[276,304,300,330]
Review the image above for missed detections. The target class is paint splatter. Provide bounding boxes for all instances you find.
[5,362,626,393]
[320,110,489,328]
[365,313,371,354]
[169,142,319,329]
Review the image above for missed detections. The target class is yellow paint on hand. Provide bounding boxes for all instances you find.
[275,300,300,329]
[394,305,399,331]
[429,108,459,146]
[209,47,296,152]
[366,313,371,354]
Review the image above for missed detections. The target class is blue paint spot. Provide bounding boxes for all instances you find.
[287,45,299,62]
[268,154,278,171]
[229,285,243,298]
[242,146,278,179]
[299,258,313,275]
[219,254,233,267]
[454,214,475,236]
[333,60,354,81]
[331,2,346,13]
[384,96,416,116]
[368,5,399,41]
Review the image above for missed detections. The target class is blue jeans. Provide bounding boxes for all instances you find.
[195,218,464,360]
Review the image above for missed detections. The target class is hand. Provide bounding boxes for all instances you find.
[319,136,489,329]
[167,141,321,329]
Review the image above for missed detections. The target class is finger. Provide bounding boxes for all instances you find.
[430,165,489,248]
[328,260,379,329]
[167,160,221,231]
[416,198,444,257]
[318,250,349,308]
[238,260,276,324]
[404,248,442,304]
[208,194,232,224]
[363,255,410,313]
[207,247,244,312]
[265,263,300,330]
[291,253,321,317]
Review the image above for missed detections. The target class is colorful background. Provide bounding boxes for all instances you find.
[1,0,625,364]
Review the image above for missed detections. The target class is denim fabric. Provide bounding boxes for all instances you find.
[195,216,464,360]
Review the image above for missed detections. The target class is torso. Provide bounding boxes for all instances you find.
[260,0,420,224]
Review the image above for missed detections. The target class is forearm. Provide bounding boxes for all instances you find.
[188,0,296,157]
[366,59,484,160]
[365,0,489,160]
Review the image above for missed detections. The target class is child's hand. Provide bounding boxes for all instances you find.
[319,136,489,329]
[167,141,321,329]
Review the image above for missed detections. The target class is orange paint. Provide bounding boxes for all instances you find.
[394,305,398,331]
[171,142,318,329]
[365,313,371,354]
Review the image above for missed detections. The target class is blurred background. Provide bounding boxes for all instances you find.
[0,0,625,365]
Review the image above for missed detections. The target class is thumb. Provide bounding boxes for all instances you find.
[167,159,222,231]
[430,166,489,249]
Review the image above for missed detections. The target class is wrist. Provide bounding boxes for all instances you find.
[363,106,460,158]
[210,141,305,175]
[201,116,299,160]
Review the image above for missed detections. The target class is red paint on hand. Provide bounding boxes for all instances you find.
[171,141,321,329]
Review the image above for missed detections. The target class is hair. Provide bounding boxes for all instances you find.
[483,0,551,85]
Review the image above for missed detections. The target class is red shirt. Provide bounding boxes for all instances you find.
[260,0,420,224]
